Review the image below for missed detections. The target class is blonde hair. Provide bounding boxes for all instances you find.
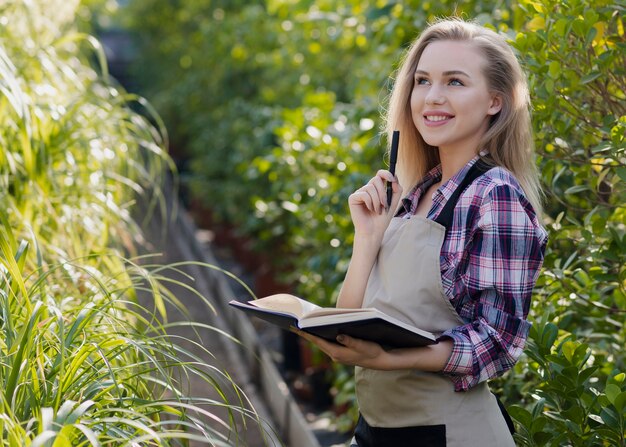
[384,18,542,215]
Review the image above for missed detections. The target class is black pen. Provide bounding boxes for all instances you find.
[387,130,399,209]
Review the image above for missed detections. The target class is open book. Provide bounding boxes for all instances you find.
[228,294,437,349]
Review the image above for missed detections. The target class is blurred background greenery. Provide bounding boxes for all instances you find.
[2,0,624,445]
[113,0,625,444]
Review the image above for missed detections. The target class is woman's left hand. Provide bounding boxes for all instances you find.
[293,329,455,372]
[293,329,391,370]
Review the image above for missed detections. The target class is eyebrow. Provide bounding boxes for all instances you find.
[414,69,471,77]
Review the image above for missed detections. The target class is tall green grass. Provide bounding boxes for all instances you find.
[0,0,268,445]
[0,229,261,445]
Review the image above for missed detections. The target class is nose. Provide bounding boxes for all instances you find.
[425,84,445,105]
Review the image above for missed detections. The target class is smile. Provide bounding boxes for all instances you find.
[423,114,454,127]
[425,115,451,122]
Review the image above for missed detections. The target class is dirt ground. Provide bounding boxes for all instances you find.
[137,191,351,447]
[139,208,278,447]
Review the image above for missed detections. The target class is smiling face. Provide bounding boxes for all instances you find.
[410,40,502,161]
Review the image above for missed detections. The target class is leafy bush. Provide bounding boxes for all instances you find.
[123,0,625,443]
[502,1,625,444]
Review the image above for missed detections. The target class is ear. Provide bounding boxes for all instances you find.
[487,93,503,116]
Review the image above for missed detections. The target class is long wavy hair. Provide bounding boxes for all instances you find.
[384,18,542,215]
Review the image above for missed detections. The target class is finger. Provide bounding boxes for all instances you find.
[352,186,378,214]
[376,169,395,183]
[337,334,366,350]
[350,190,375,212]
[369,175,388,210]
[336,334,351,345]
[297,329,337,350]
[294,328,314,342]
[362,185,382,214]
[389,180,403,211]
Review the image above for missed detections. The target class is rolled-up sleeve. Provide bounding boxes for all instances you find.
[440,183,547,391]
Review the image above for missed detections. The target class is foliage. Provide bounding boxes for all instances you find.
[508,319,625,446]
[503,1,626,444]
[123,0,514,302]
[0,0,268,444]
[123,0,625,443]
[0,226,258,445]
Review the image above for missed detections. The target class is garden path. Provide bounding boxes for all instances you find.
[136,182,349,447]
[140,204,279,447]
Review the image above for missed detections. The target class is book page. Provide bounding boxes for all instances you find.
[249,294,320,320]
[304,307,374,319]
[300,309,380,326]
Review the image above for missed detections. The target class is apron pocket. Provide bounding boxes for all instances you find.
[354,414,446,447]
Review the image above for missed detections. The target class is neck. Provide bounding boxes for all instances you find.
[438,148,477,183]
[437,120,489,182]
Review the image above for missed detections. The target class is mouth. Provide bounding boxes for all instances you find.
[426,115,450,121]
[424,114,454,126]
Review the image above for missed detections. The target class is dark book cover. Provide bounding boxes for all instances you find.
[229,300,436,350]
[300,318,436,349]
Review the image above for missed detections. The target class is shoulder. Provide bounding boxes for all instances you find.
[464,165,529,212]
[475,166,525,199]
[463,166,546,240]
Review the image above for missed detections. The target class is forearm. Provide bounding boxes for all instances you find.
[336,234,382,308]
[381,339,454,371]
[337,170,402,308]
[295,329,454,373]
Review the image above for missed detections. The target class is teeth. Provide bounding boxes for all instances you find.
[426,115,450,122]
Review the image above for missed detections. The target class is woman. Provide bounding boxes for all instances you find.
[294,18,548,446]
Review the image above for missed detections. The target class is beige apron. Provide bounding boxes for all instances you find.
[354,215,515,446]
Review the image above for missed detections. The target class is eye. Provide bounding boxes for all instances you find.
[415,77,430,85]
[449,78,464,86]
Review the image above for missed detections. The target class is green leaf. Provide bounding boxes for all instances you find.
[31,432,57,447]
[600,407,620,429]
[509,405,532,427]
[562,340,577,363]
[532,398,546,420]
[585,26,598,45]
[581,71,601,84]
[527,16,546,31]
[563,405,584,424]
[612,374,625,386]
[572,343,590,367]
[578,366,599,384]
[605,384,621,404]
[540,322,559,350]
[572,18,587,37]
[562,365,580,381]
[546,353,570,367]
[565,418,583,435]
[5,301,44,403]
[564,185,590,194]
[533,431,556,444]
[548,61,560,79]
[593,428,621,443]
[609,389,626,413]
[553,18,570,36]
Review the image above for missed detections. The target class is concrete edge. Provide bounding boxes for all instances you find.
[172,205,321,447]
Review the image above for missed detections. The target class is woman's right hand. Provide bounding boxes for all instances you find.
[348,169,403,240]
[337,170,403,309]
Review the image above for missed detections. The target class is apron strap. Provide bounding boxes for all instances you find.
[433,159,517,436]
[496,394,517,435]
[433,159,491,231]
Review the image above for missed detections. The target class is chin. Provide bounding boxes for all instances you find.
[421,137,446,148]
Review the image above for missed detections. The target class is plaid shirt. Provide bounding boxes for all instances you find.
[398,157,547,392]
